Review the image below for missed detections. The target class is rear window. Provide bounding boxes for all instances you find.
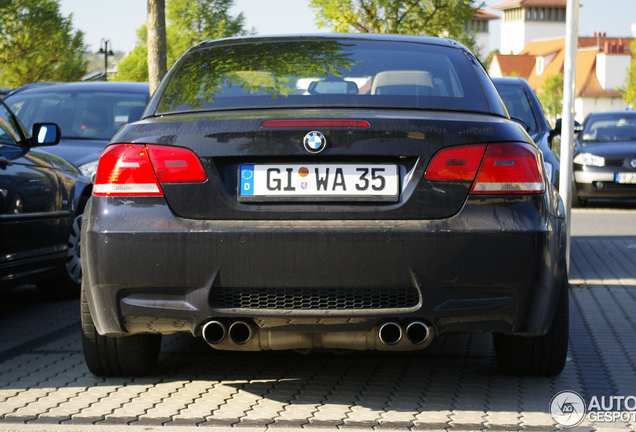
[5,91,149,140]
[495,84,538,134]
[156,39,490,114]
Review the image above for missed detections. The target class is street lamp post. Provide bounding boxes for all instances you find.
[98,39,114,81]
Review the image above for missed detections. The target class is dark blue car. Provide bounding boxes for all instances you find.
[492,77,562,190]
[3,82,150,182]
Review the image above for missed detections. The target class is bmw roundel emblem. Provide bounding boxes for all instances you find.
[303,131,327,154]
[631,158,636,169]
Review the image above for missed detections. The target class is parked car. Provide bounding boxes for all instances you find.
[571,110,636,206]
[3,82,150,182]
[0,99,91,297]
[81,34,568,377]
[492,77,561,190]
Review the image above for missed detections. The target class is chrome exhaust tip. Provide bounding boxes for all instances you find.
[228,321,254,345]
[378,322,403,346]
[202,320,227,345]
[405,321,430,345]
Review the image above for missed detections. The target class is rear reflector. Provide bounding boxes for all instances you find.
[93,144,207,197]
[261,119,370,129]
[425,142,545,195]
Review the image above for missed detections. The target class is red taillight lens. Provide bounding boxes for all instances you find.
[94,144,163,196]
[425,144,486,181]
[147,145,208,183]
[425,142,545,195]
[471,142,545,194]
[93,144,207,197]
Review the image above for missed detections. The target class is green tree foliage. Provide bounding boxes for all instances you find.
[621,39,636,108]
[0,0,87,88]
[537,73,563,128]
[309,0,484,52]
[484,49,499,71]
[116,0,251,82]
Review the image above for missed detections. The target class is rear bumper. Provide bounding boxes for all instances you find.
[82,194,566,343]
[574,167,636,199]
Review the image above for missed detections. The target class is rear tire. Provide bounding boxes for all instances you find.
[81,281,161,377]
[493,277,569,376]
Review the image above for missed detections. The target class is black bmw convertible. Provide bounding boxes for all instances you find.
[81,34,568,377]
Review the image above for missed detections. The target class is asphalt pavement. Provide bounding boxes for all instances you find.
[0,200,635,432]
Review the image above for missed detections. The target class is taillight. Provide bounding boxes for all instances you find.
[425,144,486,181]
[425,142,545,195]
[93,144,207,197]
[471,142,545,194]
[147,145,208,183]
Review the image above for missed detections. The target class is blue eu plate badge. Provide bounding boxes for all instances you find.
[240,165,254,196]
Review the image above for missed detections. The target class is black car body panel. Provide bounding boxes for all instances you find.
[0,101,90,288]
[81,35,567,375]
[572,111,636,202]
[84,193,565,338]
[117,109,535,220]
[492,77,561,190]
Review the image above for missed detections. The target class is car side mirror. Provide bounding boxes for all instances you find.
[32,123,60,146]
[553,118,583,135]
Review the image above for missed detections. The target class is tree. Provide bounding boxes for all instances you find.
[116,0,251,83]
[309,0,484,52]
[0,0,87,88]
[536,73,563,128]
[148,0,167,95]
[484,49,499,71]
[621,39,636,108]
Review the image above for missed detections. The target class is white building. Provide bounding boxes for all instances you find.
[464,10,501,60]
[488,0,634,122]
[492,0,570,55]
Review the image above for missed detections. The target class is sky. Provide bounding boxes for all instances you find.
[58,0,636,55]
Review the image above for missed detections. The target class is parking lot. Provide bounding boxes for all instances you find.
[1,202,635,432]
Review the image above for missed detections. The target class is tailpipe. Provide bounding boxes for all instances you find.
[378,322,403,346]
[228,321,254,345]
[405,321,430,345]
[202,320,227,345]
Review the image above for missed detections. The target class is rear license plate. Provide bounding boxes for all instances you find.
[615,173,636,184]
[238,163,399,202]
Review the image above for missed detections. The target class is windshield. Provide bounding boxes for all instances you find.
[494,84,538,134]
[582,113,636,142]
[156,39,490,114]
[5,91,150,140]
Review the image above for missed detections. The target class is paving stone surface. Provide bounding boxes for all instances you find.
[1,207,635,431]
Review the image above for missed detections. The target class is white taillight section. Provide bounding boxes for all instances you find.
[93,144,208,197]
[471,142,545,194]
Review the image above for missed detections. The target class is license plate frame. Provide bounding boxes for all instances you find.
[615,172,636,184]
[238,163,400,202]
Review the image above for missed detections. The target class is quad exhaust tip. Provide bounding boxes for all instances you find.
[229,321,254,345]
[378,322,403,346]
[202,320,227,345]
[406,321,430,345]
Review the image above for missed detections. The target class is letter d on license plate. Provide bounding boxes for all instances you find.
[238,163,399,202]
